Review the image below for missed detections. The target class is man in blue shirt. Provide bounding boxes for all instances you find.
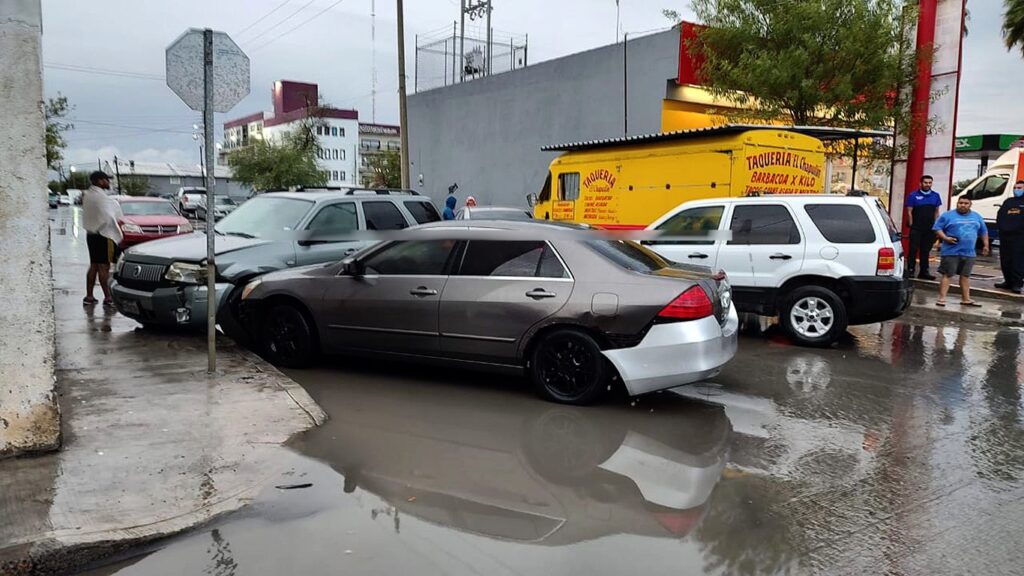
[932,196,990,307]
[905,175,944,280]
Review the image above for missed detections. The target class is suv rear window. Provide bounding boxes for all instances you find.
[587,240,668,273]
[804,204,876,243]
[405,200,441,224]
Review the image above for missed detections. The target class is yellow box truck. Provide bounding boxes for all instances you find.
[530,126,827,229]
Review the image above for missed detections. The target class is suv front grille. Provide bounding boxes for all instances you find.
[139,225,178,234]
[117,262,167,291]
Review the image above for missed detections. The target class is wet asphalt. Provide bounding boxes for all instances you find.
[77,314,1024,575]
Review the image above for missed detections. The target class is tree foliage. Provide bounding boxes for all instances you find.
[119,175,151,197]
[65,171,90,191]
[45,94,74,171]
[227,128,327,192]
[361,151,402,188]
[685,0,918,129]
[1005,0,1024,56]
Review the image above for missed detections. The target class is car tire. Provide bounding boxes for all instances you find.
[529,328,609,405]
[260,303,317,368]
[780,285,848,347]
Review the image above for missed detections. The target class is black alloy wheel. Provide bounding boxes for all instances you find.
[261,304,316,368]
[530,329,608,405]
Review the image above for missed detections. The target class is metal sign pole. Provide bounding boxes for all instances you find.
[203,28,217,373]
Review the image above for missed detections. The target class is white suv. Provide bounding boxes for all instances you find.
[645,195,912,346]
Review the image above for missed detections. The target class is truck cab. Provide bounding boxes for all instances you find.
[954,148,1024,241]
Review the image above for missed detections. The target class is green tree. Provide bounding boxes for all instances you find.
[227,128,327,191]
[47,180,62,193]
[45,94,74,170]
[1005,0,1024,55]
[65,171,90,191]
[683,0,916,126]
[119,174,151,197]
[361,150,402,188]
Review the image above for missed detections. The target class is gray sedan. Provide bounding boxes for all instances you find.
[239,221,738,405]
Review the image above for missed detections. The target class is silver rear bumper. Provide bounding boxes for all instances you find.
[602,306,739,396]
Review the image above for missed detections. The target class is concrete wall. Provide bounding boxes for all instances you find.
[407,30,680,208]
[0,0,61,458]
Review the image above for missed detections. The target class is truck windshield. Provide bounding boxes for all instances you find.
[215,197,313,239]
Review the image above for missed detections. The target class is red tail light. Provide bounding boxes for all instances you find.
[876,247,895,276]
[658,286,714,321]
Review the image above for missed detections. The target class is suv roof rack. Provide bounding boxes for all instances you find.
[344,188,420,196]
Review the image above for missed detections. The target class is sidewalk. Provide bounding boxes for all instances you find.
[0,209,327,574]
[904,250,1024,328]
[910,251,1024,303]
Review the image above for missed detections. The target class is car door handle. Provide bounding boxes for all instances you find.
[769,253,792,260]
[409,287,438,297]
[687,253,709,259]
[526,289,557,300]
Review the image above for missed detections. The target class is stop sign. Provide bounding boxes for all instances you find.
[165,29,250,113]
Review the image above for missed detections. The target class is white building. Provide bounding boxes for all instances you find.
[221,80,360,188]
[359,123,402,186]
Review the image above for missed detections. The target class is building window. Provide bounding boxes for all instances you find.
[340,171,346,181]
[340,128,346,137]
[387,141,400,151]
[331,126,338,137]
[315,126,322,136]
[340,149,346,160]
[332,149,339,160]
[362,139,381,150]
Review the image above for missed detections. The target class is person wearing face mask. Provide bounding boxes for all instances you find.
[995,180,1024,294]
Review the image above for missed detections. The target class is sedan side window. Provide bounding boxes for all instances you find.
[728,204,801,245]
[306,203,358,238]
[363,241,456,276]
[653,205,724,245]
[458,241,568,278]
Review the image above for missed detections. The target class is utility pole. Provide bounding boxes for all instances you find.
[202,28,217,373]
[459,0,466,82]
[113,155,122,193]
[397,0,411,189]
[371,0,377,123]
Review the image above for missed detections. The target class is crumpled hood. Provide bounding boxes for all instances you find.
[123,233,270,263]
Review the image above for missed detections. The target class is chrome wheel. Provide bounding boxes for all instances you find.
[789,296,835,338]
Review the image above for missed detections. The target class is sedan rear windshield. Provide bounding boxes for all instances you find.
[215,197,313,239]
[120,201,179,216]
[587,240,669,273]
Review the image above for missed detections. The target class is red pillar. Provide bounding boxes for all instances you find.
[902,0,938,242]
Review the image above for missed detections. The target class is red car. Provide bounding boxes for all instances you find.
[116,196,193,248]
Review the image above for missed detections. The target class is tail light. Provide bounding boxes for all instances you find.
[876,247,895,276]
[658,286,714,321]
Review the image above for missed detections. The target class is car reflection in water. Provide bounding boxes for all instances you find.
[293,386,732,544]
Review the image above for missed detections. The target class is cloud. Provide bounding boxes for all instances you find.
[63,145,196,171]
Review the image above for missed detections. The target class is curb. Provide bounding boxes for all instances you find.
[911,278,1024,304]
[906,303,1024,328]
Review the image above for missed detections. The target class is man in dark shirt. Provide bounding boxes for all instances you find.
[905,175,944,280]
[995,180,1024,294]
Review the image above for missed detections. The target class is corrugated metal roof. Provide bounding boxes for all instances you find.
[541,124,893,152]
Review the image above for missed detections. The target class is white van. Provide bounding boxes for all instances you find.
[955,148,1024,242]
[645,195,912,347]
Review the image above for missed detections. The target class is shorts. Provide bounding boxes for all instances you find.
[86,233,120,265]
[937,255,975,278]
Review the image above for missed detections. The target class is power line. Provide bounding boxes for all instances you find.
[250,0,348,52]
[235,0,293,36]
[69,119,194,134]
[243,0,319,45]
[44,62,164,81]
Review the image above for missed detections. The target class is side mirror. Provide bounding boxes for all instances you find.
[526,193,538,208]
[341,258,364,277]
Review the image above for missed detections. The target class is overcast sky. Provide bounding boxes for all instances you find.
[43,0,1019,183]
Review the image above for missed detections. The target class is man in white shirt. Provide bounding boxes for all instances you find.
[81,171,123,306]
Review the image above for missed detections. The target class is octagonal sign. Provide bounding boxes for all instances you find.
[166,29,250,113]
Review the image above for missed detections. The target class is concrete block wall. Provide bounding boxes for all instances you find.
[0,0,61,458]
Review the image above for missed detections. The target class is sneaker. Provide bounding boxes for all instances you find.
[995,282,1010,289]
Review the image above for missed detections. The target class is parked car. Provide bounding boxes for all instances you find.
[48,191,59,208]
[115,196,193,248]
[176,187,207,216]
[58,195,72,206]
[195,195,239,221]
[645,194,912,347]
[111,189,441,335]
[238,220,739,405]
[456,206,533,221]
